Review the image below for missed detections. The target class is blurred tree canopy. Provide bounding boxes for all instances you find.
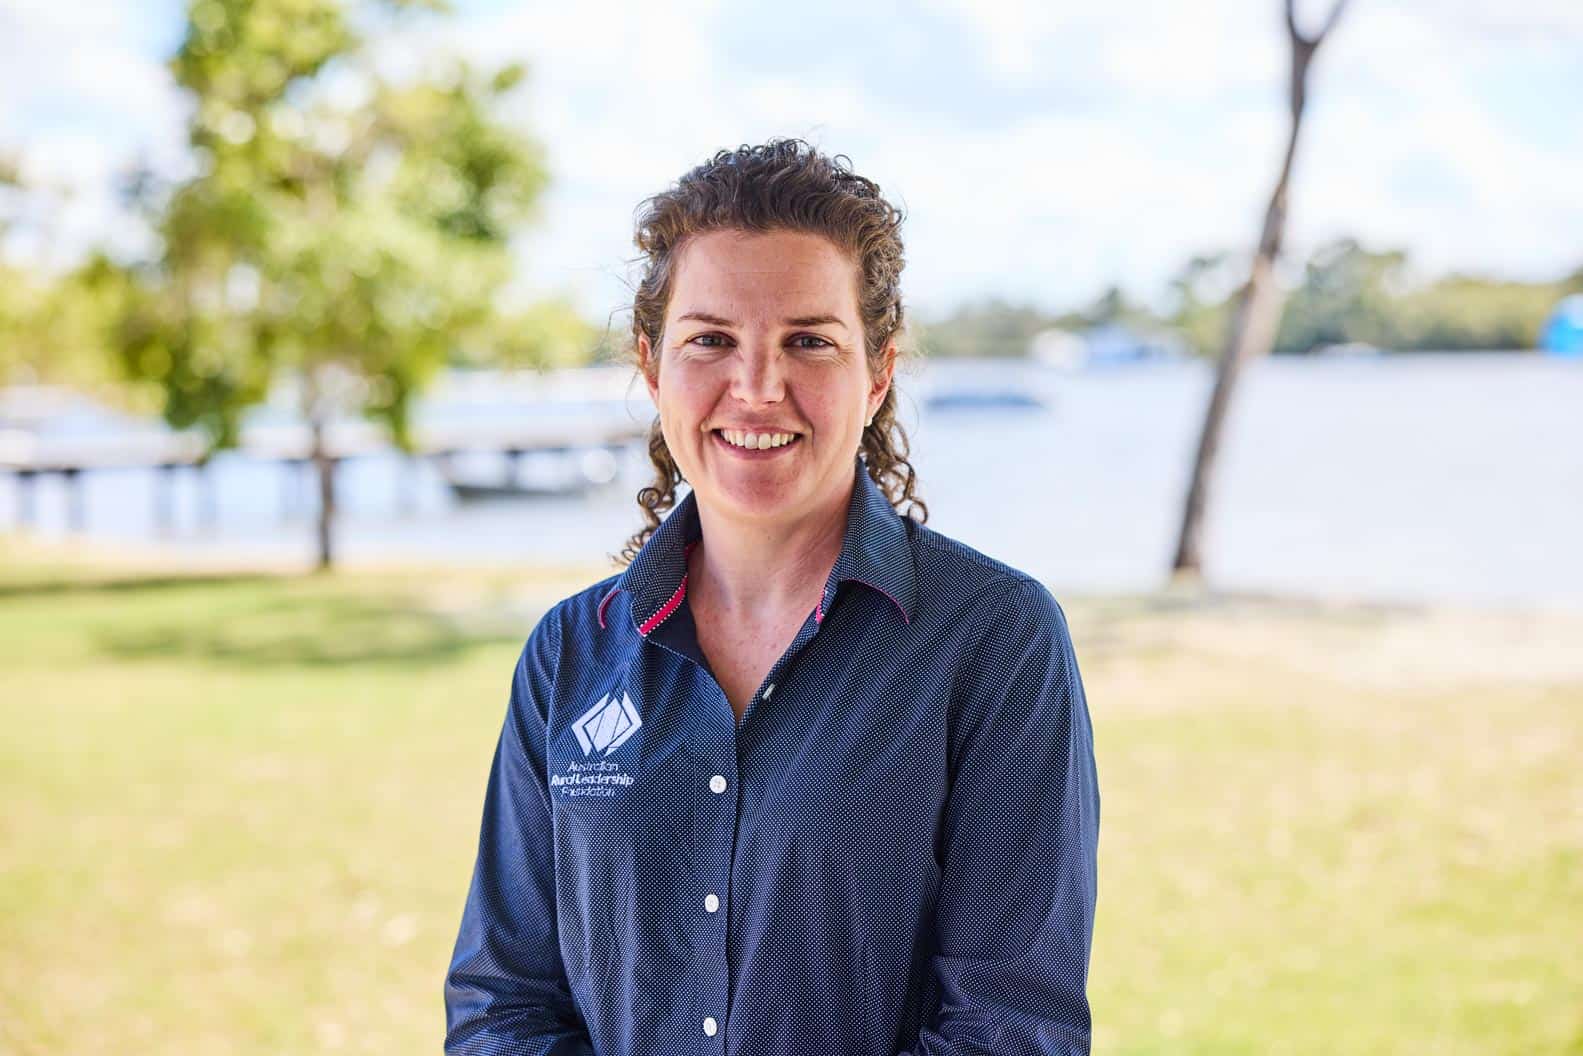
[85,0,560,566]
[113,0,551,452]
[0,2,594,409]
[0,160,143,400]
[915,286,1156,359]
[1270,238,1583,354]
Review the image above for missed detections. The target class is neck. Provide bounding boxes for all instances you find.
[689,478,853,620]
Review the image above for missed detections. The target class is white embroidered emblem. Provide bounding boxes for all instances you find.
[571,690,641,756]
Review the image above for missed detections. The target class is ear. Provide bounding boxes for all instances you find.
[867,340,897,419]
[638,332,660,403]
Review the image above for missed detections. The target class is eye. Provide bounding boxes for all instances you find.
[791,334,835,350]
[686,333,731,348]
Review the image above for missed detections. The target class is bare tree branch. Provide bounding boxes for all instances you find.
[1170,0,1353,582]
[1287,0,1350,49]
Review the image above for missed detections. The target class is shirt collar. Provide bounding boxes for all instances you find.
[598,453,917,636]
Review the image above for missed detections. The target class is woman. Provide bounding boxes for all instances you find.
[444,139,1100,1056]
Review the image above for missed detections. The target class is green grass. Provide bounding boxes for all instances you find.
[1,546,1580,1054]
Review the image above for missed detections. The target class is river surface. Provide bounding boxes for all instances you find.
[5,354,1580,610]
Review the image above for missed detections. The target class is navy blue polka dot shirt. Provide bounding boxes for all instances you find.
[444,453,1101,1055]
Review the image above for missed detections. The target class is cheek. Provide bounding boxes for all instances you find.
[655,369,719,433]
[804,381,869,428]
[787,363,865,412]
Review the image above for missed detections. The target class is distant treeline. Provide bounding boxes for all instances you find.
[7,232,1582,400]
[916,238,1583,359]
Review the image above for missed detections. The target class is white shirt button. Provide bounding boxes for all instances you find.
[703,1016,718,1036]
[704,893,720,913]
[709,774,726,794]
[763,682,775,699]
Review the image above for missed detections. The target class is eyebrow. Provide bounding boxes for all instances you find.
[675,311,848,330]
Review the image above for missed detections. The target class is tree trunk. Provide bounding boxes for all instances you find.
[310,416,336,572]
[1171,0,1349,583]
[303,367,337,572]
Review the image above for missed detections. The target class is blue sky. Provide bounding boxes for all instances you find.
[2,0,1580,321]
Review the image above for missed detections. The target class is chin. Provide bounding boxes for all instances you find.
[706,476,803,518]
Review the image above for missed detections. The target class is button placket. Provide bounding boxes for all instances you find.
[696,753,735,1049]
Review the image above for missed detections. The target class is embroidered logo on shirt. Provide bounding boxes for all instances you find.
[571,690,642,756]
[552,692,640,800]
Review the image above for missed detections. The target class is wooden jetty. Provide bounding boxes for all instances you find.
[0,418,650,531]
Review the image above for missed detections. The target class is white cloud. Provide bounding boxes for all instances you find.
[1,0,1578,313]
[0,0,184,269]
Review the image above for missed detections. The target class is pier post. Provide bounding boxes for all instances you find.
[281,458,305,520]
[63,468,84,531]
[398,455,418,516]
[197,461,217,531]
[155,463,177,534]
[15,470,36,528]
[435,450,458,503]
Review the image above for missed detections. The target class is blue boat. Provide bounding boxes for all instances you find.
[1542,294,1583,357]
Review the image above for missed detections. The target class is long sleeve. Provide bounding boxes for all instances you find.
[901,577,1102,1055]
[444,606,596,1055]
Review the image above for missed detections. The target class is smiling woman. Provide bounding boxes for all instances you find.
[622,141,925,568]
[640,227,888,564]
[444,138,1101,1056]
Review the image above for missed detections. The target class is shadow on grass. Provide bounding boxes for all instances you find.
[0,571,287,600]
[94,591,525,669]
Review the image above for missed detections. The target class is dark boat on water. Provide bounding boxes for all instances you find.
[441,448,621,502]
[923,389,1049,412]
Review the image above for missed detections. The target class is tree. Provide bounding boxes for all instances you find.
[1168,237,1583,356]
[1171,0,1350,583]
[1168,251,1236,358]
[116,0,548,569]
[1079,284,1156,330]
[1273,237,1407,353]
[0,159,135,396]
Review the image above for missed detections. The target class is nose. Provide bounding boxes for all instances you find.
[729,338,786,406]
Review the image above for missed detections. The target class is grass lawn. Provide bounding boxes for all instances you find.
[2,539,1580,1054]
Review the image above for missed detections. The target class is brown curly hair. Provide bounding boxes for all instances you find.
[616,137,927,566]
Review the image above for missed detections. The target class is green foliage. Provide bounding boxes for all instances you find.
[1168,252,1237,358]
[915,287,1163,359]
[0,160,116,392]
[467,296,600,371]
[115,0,553,451]
[1389,273,1576,352]
[1259,239,1578,355]
[1078,284,1158,330]
[915,247,1583,360]
[1272,238,1409,353]
[915,296,1097,359]
[0,253,149,401]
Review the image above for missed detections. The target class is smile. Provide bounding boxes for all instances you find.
[712,429,802,456]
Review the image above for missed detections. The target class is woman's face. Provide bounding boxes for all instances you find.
[640,227,893,529]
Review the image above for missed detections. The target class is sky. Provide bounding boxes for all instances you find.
[2,0,1580,323]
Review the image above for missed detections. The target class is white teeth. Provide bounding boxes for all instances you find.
[721,430,797,450]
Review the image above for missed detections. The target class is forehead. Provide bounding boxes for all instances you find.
[668,229,860,318]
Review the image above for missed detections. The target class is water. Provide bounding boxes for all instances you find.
[5,354,1580,610]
